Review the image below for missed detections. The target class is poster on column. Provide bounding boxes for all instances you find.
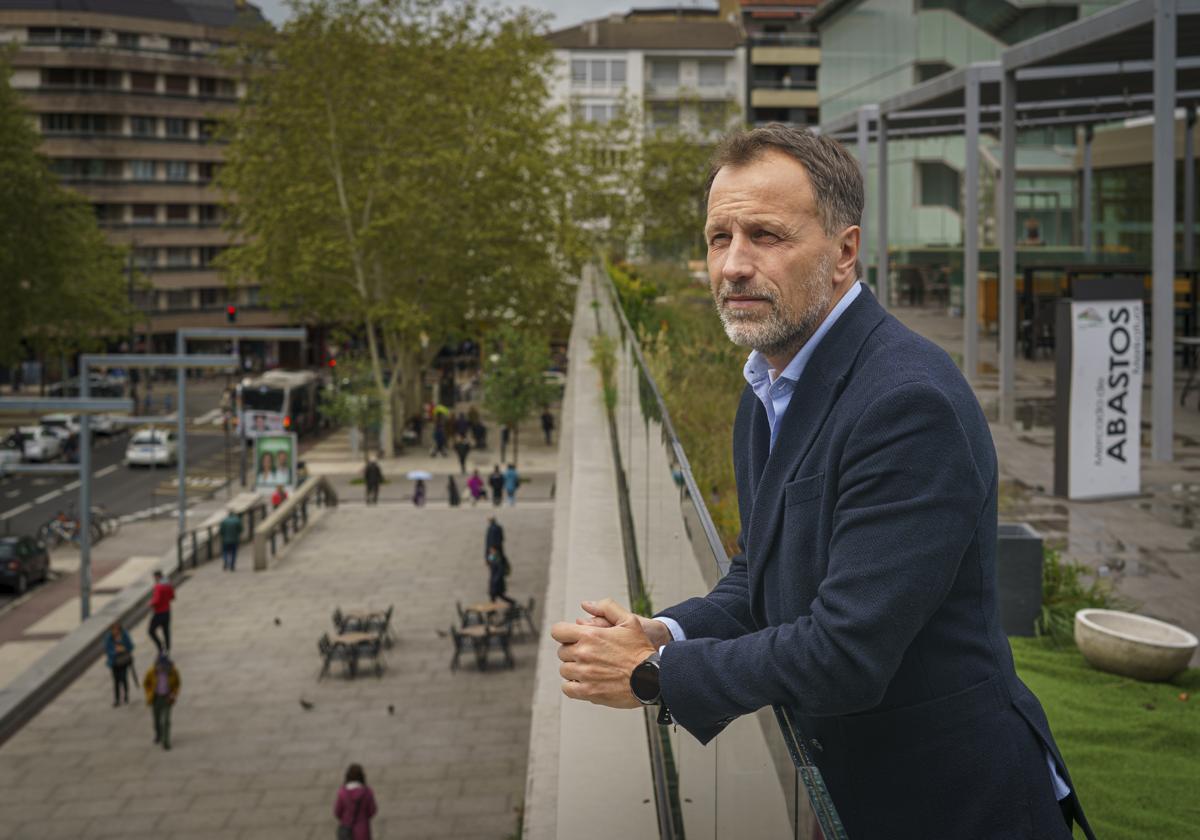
[1067,300,1143,499]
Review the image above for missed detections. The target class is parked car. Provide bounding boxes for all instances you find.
[40,411,118,438]
[19,427,63,462]
[0,437,22,472]
[124,427,177,468]
[0,536,50,595]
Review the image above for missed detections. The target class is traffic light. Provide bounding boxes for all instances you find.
[328,358,337,368]
[226,304,237,323]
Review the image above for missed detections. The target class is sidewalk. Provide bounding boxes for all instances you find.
[0,497,552,839]
[894,305,1200,663]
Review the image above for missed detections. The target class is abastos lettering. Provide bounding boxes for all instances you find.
[1104,307,1132,463]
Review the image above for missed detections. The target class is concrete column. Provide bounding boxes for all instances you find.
[1082,125,1094,260]
[964,69,981,383]
[877,112,889,309]
[1151,0,1177,462]
[1000,70,1017,426]
[1185,105,1196,270]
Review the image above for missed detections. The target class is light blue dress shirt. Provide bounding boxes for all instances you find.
[652,281,1070,801]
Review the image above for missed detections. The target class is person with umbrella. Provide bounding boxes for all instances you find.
[406,470,432,508]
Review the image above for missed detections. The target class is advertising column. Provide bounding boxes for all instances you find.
[1054,278,1145,500]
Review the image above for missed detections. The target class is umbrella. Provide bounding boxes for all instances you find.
[406,470,433,481]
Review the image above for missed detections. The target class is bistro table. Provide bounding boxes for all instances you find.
[331,631,379,677]
[463,601,509,625]
[456,624,513,670]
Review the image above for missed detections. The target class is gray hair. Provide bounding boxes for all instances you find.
[704,124,864,238]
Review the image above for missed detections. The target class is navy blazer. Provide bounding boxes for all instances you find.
[658,288,1095,840]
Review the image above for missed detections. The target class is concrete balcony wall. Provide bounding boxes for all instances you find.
[751,88,820,109]
[751,45,821,66]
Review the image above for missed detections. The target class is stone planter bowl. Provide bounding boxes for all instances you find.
[1075,609,1198,682]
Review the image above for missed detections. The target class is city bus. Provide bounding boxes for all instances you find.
[236,370,320,437]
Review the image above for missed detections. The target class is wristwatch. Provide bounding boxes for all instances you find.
[630,650,662,704]
[631,651,673,724]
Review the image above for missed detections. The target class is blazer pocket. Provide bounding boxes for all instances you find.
[784,472,824,508]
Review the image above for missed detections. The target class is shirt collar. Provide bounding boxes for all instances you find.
[742,281,863,389]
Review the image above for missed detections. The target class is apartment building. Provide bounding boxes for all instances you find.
[0,0,294,352]
[721,0,821,127]
[547,8,746,138]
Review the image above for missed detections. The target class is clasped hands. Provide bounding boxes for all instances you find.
[551,598,671,709]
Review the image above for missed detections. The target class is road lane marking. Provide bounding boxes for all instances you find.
[63,480,80,491]
[0,503,32,521]
[34,489,62,504]
[94,465,118,479]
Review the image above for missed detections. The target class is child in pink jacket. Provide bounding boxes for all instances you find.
[334,763,377,840]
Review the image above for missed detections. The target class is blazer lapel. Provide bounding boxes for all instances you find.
[745,287,889,618]
[748,398,771,501]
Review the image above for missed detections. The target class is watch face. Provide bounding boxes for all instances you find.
[630,660,660,703]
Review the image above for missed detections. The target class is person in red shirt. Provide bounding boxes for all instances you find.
[148,570,174,654]
[271,485,288,508]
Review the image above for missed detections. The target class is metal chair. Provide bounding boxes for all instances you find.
[317,633,353,680]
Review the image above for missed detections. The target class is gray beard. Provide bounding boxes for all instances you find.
[713,254,834,361]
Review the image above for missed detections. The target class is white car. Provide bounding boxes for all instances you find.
[0,437,22,471]
[18,427,63,462]
[125,428,178,467]
[39,414,79,441]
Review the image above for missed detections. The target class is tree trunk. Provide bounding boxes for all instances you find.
[513,426,519,469]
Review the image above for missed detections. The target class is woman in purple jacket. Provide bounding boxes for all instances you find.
[334,763,377,840]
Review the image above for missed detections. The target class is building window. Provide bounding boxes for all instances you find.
[118,32,140,49]
[131,204,157,225]
[699,61,726,88]
[27,27,56,44]
[918,162,961,212]
[199,205,221,225]
[198,120,217,141]
[130,72,156,92]
[166,204,191,224]
[197,162,216,183]
[165,290,192,310]
[199,246,225,267]
[132,247,157,268]
[168,38,190,54]
[165,118,189,138]
[571,60,587,84]
[166,248,192,267]
[611,60,626,83]
[43,68,74,87]
[589,60,607,85]
[583,103,613,124]
[95,204,124,223]
[164,75,189,95]
[131,116,157,137]
[699,102,729,132]
[130,160,156,181]
[165,161,189,181]
[649,102,679,130]
[650,61,679,86]
[41,113,74,133]
[199,288,231,307]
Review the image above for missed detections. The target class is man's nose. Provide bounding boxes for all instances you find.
[722,234,754,284]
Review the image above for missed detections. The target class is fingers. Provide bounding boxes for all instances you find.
[550,621,584,645]
[581,598,631,626]
[575,616,613,628]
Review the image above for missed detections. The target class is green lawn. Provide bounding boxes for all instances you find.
[1010,637,1200,839]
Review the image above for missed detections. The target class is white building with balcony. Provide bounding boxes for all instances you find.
[547,8,746,139]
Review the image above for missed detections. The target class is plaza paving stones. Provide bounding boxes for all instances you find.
[0,504,551,839]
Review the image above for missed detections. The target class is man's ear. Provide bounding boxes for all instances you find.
[835,225,861,284]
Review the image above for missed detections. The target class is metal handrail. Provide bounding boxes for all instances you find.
[251,477,338,570]
[175,496,268,572]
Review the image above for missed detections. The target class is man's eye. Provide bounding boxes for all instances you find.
[753,230,778,241]
[708,233,729,246]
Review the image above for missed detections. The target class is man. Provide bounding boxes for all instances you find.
[148,570,174,653]
[488,465,504,507]
[540,408,555,446]
[271,484,288,508]
[485,515,505,567]
[503,463,519,507]
[219,508,243,572]
[551,127,1094,840]
[143,652,180,751]
[453,436,471,475]
[364,457,383,505]
[486,545,515,608]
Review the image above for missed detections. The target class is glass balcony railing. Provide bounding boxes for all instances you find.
[590,270,847,840]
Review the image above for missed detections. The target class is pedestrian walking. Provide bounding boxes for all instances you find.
[541,408,555,445]
[485,515,505,561]
[487,544,515,607]
[471,419,487,449]
[364,457,383,505]
[143,652,180,750]
[219,508,242,571]
[499,424,511,462]
[447,475,461,507]
[488,465,504,507]
[412,478,426,507]
[430,421,448,457]
[466,469,485,506]
[453,436,471,475]
[504,463,520,507]
[334,763,378,840]
[454,411,470,439]
[148,570,174,654]
[104,622,134,706]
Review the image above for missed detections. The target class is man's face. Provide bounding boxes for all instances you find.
[705,150,846,364]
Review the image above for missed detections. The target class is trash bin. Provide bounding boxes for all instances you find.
[996,523,1043,637]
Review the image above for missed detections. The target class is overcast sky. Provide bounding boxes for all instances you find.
[253,1,717,31]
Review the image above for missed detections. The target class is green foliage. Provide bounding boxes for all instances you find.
[638,125,717,261]
[218,0,583,452]
[0,50,128,368]
[1036,546,1123,646]
[631,586,654,619]
[606,260,659,335]
[589,334,617,413]
[1011,637,1199,839]
[319,354,384,462]
[482,325,555,466]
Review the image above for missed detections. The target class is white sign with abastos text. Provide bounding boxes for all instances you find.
[1067,299,1144,499]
